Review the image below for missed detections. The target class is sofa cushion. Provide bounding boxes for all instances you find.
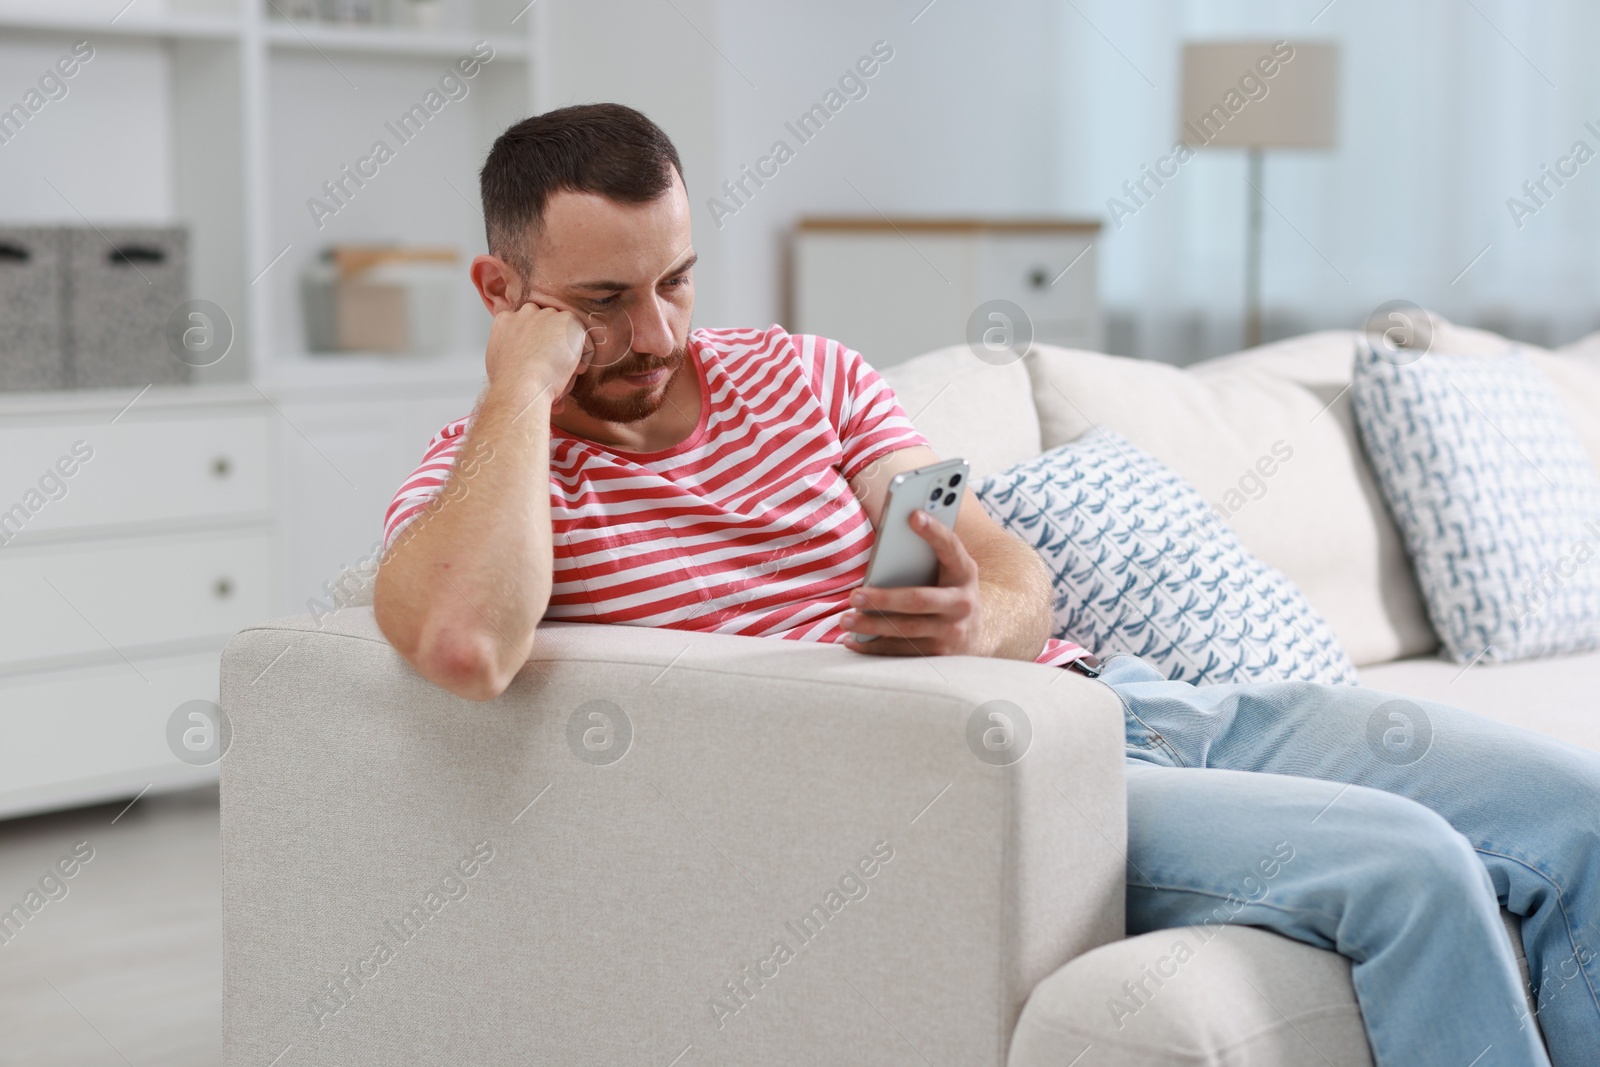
[1359,649,1600,753]
[976,430,1357,686]
[1008,911,1534,1067]
[1024,335,1435,668]
[1008,925,1375,1067]
[1533,346,1600,476]
[879,344,1041,480]
[1353,344,1600,663]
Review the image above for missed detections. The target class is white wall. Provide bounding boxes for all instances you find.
[540,0,728,320]
[542,0,1064,335]
[14,1,1598,368]
[0,36,173,222]
[1052,0,1600,360]
[545,0,1600,364]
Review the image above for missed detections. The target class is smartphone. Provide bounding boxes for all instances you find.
[854,457,969,642]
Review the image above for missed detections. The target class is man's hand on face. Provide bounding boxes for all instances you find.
[839,509,989,657]
[484,299,593,413]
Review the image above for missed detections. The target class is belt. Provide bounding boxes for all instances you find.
[1064,653,1103,678]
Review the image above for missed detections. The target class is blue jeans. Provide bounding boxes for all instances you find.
[1097,653,1600,1067]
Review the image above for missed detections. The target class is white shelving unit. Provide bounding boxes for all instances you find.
[263,19,528,57]
[0,0,541,384]
[0,0,541,816]
[0,7,243,40]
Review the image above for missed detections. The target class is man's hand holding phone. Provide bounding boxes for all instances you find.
[841,508,988,656]
[841,458,988,657]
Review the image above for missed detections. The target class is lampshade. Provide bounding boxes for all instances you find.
[1179,41,1339,149]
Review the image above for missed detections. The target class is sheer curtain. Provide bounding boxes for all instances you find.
[1050,0,1600,364]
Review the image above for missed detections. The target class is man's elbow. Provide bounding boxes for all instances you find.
[415,625,524,701]
[376,598,523,701]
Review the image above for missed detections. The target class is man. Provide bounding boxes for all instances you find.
[374,104,1599,1066]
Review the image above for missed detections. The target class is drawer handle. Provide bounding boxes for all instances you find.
[108,245,167,266]
[0,242,30,263]
[211,456,232,478]
[214,577,234,600]
[1028,267,1050,289]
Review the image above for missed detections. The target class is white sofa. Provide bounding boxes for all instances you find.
[894,321,1600,1064]
[220,322,1600,1065]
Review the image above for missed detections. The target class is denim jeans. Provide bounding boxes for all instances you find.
[1096,653,1600,1067]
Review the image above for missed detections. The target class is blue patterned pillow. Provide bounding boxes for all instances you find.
[975,430,1358,686]
[1352,344,1600,663]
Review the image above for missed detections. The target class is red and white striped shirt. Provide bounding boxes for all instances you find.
[384,326,1086,666]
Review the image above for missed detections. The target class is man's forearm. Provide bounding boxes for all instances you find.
[374,382,557,699]
[974,536,1054,661]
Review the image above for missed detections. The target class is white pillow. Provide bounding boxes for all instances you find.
[1022,340,1437,668]
[976,429,1358,686]
[1352,344,1600,663]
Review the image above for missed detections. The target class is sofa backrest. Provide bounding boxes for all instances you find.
[878,345,1042,480]
[1021,332,1441,668]
[883,322,1600,669]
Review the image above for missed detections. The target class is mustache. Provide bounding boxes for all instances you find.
[596,349,682,381]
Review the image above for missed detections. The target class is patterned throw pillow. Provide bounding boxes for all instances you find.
[975,430,1358,686]
[1352,344,1600,663]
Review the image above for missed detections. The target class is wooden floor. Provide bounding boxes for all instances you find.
[0,784,220,1066]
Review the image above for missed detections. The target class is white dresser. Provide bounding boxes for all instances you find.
[0,385,276,818]
[0,365,487,819]
[792,218,1102,370]
[256,356,486,627]
[0,0,534,819]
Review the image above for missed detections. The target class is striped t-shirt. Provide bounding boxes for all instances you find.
[384,325,1086,666]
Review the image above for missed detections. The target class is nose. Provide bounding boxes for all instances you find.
[628,293,675,359]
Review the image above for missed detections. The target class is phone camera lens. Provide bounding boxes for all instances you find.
[943,492,957,506]
[929,486,942,500]
[948,473,962,487]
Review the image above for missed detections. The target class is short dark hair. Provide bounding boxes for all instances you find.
[479,103,683,274]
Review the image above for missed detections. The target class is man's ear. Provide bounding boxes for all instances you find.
[471,254,522,313]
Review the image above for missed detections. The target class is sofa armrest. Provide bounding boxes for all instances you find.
[220,610,1126,1066]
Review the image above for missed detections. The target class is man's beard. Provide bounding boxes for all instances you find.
[566,343,689,424]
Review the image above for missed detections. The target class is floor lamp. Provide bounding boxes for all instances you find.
[1179,42,1339,349]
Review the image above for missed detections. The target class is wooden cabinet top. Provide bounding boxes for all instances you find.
[796,217,1101,234]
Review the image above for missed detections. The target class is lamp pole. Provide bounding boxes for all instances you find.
[1244,146,1264,349]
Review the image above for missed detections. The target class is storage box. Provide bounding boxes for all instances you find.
[64,226,190,389]
[301,245,457,355]
[0,227,66,391]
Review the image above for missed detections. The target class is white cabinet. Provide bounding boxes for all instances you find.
[260,359,485,619]
[0,530,273,666]
[0,415,272,532]
[792,218,1102,370]
[0,3,526,817]
[0,386,276,818]
[0,652,231,817]
[0,367,485,819]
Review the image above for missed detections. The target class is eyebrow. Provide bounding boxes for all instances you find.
[568,252,697,293]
